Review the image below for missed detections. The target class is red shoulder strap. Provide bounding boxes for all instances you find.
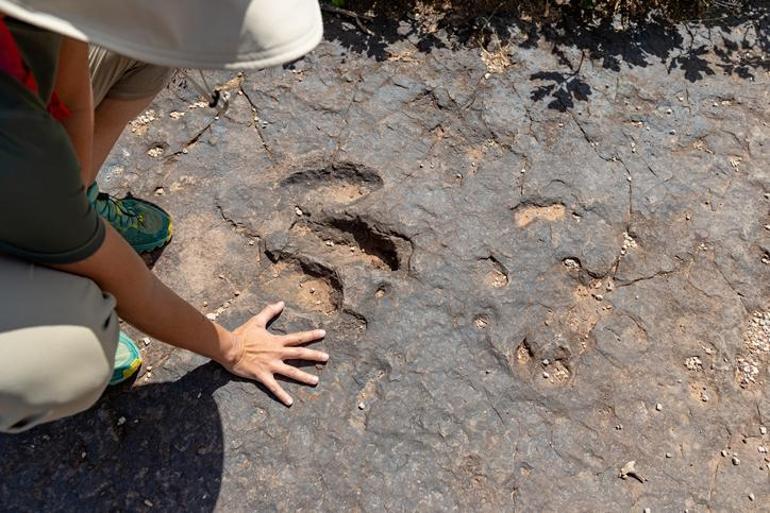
[0,18,70,121]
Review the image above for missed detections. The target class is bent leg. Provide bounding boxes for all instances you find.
[0,256,119,433]
[88,45,175,182]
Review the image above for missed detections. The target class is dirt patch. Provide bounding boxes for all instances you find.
[476,256,509,289]
[280,162,383,204]
[261,260,341,315]
[566,282,612,341]
[515,339,534,365]
[736,309,770,388]
[289,217,411,272]
[513,203,566,227]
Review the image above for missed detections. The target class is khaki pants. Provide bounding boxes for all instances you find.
[0,255,119,433]
[0,51,171,434]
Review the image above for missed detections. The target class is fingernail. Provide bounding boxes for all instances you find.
[318,329,326,337]
[286,398,293,406]
[312,376,319,385]
[321,353,330,362]
[276,301,285,308]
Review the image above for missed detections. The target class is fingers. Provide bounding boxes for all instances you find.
[283,347,330,363]
[262,374,293,406]
[275,363,319,386]
[282,329,326,346]
[253,301,285,328]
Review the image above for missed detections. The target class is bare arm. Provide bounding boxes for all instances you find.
[54,37,93,185]
[54,226,328,405]
[51,37,327,406]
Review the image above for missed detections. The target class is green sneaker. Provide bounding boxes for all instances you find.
[87,183,173,253]
[110,331,143,385]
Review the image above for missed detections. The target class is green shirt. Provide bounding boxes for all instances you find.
[0,18,105,263]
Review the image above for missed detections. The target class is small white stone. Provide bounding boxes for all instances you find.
[655,403,663,411]
[141,337,151,346]
[205,312,217,320]
[721,449,728,457]
[643,508,651,513]
[542,371,550,379]
[542,359,550,366]
[749,493,755,501]
[732,455,741,465]
[295,207,303,216]
[665,452,673,458]
[357,401,366,410]
[760,426,767,435]
[117,416,126,426]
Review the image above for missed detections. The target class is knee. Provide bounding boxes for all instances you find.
[0,324,117,433]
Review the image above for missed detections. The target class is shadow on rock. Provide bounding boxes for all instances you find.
[322,1,769,110]
[0,363,228,513]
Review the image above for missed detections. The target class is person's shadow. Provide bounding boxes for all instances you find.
[0,362,227,513]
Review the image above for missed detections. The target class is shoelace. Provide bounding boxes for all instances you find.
[95,193,141,230]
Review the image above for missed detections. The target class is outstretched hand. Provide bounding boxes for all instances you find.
[222,301,328,406]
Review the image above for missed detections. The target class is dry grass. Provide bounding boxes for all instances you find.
[340,0,730,23]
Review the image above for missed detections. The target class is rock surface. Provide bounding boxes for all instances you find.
[2,8,770,513]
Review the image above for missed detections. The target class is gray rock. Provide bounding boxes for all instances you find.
[1,7,769,513]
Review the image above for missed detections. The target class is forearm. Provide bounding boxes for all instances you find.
[54,36,93,184]
[54,224,240,366]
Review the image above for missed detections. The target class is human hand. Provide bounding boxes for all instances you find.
[221,301,329,406]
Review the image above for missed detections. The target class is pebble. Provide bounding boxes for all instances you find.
[542,371,550,379]
[748,493,755,502]
[542,359,550,366]
[117,416,126,426]
[665,452,672,458]
[669,129,676,135]
[721,449,728,457]
[357,401,366,410]
[761,426,767,435]
[666,108,673,115]
[141,337,151,346]
[205,312,217,320]
[248,240,255,246]
[234,290,240,297]
[202,301,208,307]
[644,508,651,513]
[295,207,303,216]
[218,274,225,279]
[732,455,741,465]
[655,403,663,411]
